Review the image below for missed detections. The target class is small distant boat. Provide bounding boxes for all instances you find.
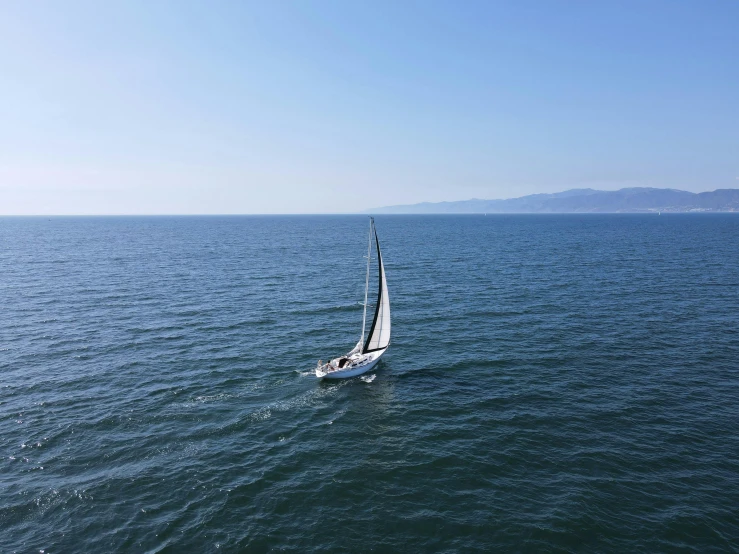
[316,218,390,379]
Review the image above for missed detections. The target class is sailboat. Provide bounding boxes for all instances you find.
[316,218,390,379]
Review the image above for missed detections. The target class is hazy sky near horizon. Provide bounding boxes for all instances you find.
[1,1,738,214]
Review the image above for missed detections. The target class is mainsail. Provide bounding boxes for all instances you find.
[363,220,391,353]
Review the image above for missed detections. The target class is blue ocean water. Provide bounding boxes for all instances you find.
[2,214,739,552]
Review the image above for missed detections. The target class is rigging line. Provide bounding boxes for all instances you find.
[360,217,372,345]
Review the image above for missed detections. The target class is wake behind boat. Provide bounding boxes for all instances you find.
[316,218,390,379]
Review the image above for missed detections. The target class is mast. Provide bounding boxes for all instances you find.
[360,218,373,344]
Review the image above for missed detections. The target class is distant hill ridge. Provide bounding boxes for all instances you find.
[365,187,739,214]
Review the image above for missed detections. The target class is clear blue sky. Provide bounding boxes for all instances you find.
[1,1,737,214]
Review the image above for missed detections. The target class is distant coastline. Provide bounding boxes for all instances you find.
[364,187,739,214]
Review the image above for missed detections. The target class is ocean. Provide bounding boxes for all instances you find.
[2,214,738,552]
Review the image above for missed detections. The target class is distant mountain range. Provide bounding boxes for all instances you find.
[365,188,739,214]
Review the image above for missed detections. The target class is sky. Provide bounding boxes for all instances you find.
[1,0,737,214]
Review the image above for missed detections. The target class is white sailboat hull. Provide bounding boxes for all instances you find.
[317,348,387,379]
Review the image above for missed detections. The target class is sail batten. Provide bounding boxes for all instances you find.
[362,220,391,353]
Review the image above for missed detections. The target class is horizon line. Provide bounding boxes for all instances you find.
[3,212,738,217]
